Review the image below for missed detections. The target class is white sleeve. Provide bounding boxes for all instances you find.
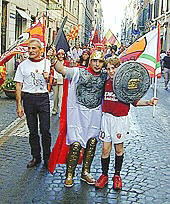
[65,67,79,81]
[54,70,63,79]
[45,59,51,73]
[14,64,23,83]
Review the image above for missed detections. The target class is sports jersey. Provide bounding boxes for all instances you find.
[102,79,137,116]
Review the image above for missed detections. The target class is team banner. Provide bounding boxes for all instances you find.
[120,26,161,78]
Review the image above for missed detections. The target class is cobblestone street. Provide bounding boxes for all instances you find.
[0,91,18,132]
[0,80,170,204]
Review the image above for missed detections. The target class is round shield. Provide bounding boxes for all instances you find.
[113,61,150,104]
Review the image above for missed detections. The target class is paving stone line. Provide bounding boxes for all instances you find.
[0,93,54,140]
[0,117,26,139]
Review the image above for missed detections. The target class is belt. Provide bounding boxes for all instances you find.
[24,92,48,96]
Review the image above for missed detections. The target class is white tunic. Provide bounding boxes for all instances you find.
[66,68,102,148]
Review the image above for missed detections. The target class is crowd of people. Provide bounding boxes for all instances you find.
[14,38,161,192]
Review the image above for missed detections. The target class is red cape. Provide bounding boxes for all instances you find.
[48,67,84,174]
[48,79,69,173]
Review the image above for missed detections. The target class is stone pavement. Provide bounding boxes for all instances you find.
[0,80,170,204]
[0,91,18,132]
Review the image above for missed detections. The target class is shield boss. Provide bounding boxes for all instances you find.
[113,61,150,104]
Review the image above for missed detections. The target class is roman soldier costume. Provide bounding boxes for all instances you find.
[48,51,107,187]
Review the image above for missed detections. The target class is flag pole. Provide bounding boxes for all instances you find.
[152,75,157,118]
[43,12,47,72]
[153,23,160,118]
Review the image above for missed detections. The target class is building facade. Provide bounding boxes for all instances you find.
[92,0,104,42]
[0,0,106,76]
[84,0,94,44]
[1,0,49,76]
[121,0,170,50]
[78,0,86,45]
[0,0,81,75]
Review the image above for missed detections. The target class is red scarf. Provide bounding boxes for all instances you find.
[87,66,101,76]
[28,58,43,62]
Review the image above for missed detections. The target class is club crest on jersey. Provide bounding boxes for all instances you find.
[117,133,121,139]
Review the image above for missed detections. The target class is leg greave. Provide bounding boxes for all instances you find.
[82,138,97,174]
[66,142,81,179]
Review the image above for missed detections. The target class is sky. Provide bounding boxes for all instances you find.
[101,0,128,39]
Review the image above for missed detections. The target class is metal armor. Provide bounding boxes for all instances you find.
[76,68,107,109]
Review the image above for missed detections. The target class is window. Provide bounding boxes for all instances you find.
[154,0,159,18]
[1,1,7,54]
[69,0,71,12]
[167,0,169,12]
[161,0,164,14]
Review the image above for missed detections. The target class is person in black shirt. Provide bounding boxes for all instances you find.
[162,49,170,90]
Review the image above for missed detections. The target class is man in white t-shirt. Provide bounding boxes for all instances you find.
[14,38,51,169]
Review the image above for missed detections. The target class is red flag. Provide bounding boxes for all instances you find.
[0,46,27,66]
[92,29,100,44]
[48,79,69,173]
[102,36,107,45]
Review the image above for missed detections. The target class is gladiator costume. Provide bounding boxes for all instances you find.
[48,51,107,187]
[65,64,107,186]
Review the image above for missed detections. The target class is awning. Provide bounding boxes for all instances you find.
[16,9,32,21]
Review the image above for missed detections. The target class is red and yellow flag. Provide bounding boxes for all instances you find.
[20,21,46,47]
[102,29,120,48]
[66,24,80,41]
[0,21,46,66]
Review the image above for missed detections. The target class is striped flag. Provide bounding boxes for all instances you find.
[102,29,120,48]
[120,26,161,78]
[137,26,161,78]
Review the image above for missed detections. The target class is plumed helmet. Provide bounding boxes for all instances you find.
[90,50,104,61]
